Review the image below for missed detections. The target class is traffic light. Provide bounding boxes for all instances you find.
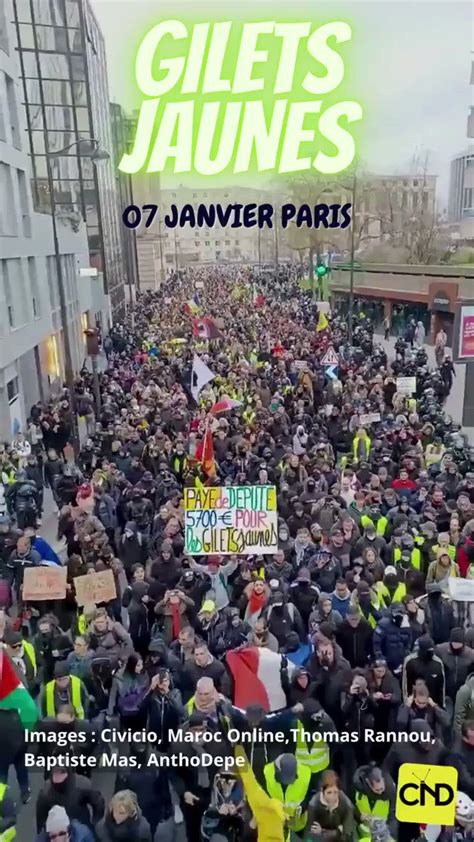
[316,263,328,277]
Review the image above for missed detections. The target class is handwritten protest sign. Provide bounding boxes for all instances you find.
[74,569,117,607]
[184,485,278,555]
[23,566,67,601]
[397,376,417,395]
[360,412,381,426]
[449,578,474,602]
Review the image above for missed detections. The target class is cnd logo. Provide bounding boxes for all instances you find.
[396,764,458,825]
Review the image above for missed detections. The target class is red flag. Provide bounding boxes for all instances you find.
[199,423,216,477]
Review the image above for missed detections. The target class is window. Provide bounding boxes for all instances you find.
[413,179,419,187]
[0,164,16,236]
[194,241,199,247]
[7,377,19,403]
[192,192,197,198]
[28,257,41,318]
[464,187,473,209]
[2,260,14,328]
[215,240,220,245]
[5,75,20,148]
[18,170,31,236]
[0,1,9,54]
[225,240,230,245]
[205,240,210,246]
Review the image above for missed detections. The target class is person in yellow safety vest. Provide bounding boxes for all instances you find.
[353,429,371,463]
[4,630,37,691]
[353,765,397,841]
[425,439,446,467]
[294,701,333,785]
[426,550,460,586]
[374,566,407,608]
[0,783,16,842]
[264,754,312,834]
[356,583,383,630]
[360,510,389,538]
[431,532,456,562]
[42,663,87,720]
[393,535,421,570]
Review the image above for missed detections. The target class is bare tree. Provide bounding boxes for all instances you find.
[365,151,443,264]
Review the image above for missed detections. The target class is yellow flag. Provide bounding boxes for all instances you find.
[235,746,286,842]
[316,312,329,332]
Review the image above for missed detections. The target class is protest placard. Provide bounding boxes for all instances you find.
[23,566,67,601]
[449,578,474,602]
[397,376,417,395]
[184,485,278,555]
[360,412,381,426]
[74,569,117,607]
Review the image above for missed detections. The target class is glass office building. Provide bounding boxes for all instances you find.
[13,0,126,320]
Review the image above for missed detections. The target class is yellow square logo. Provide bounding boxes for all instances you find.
[396,764,458,826]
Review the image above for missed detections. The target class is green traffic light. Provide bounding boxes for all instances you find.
[316,264,328,276]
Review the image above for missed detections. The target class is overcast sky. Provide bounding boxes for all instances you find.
[91,0,472,203]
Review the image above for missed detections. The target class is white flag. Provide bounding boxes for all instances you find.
[191,354,215,401]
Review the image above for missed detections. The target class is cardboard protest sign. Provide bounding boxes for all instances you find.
[23,566,67,601]
[184,485,278,555]
[397,376,416,395]
[74,569,117,607]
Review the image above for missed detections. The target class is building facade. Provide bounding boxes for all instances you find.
[110,102,139,307]
[448,60,474,242]
[0,0,102,439]
[130,182,291,288]
[12,0,126,323]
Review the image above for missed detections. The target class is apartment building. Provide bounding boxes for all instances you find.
[0,0,102,439]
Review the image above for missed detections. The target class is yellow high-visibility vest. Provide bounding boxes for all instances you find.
[394,547,421,570]
[355,791,390,820]
[22,640,36,677]
[360,514,388,537]
[45,676,84,719]
[375,582,407,607]
[0,783,15,842]
[294,721,330,773]
[353,435,371,460]
[263,761,311,832]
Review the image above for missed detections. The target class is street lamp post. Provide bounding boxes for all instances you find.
[348,169,357,344]
[47,137,109,453]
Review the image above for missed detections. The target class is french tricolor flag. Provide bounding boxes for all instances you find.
[226,647,293,713]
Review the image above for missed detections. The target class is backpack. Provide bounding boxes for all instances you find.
[16,485,37,513]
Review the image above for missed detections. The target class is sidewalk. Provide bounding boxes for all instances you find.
[379,333,473,441]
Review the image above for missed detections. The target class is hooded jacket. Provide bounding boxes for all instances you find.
[373,608,412,672]
[118,522,149,570]
[402,635,446,706]
[353,764,397,834]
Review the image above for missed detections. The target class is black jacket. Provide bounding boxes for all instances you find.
[36,773,104,832]
[336,618,373,668]
[115,761,174,831]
